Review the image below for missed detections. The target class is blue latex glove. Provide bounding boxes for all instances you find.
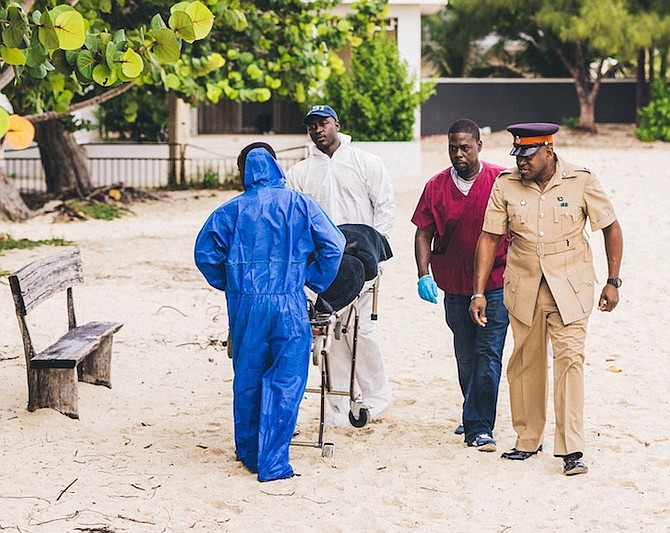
[418,274,438,304]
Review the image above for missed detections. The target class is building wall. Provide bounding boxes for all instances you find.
[421,78,638,135]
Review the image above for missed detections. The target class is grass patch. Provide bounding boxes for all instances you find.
[0,233,74,254]
[66,200,130,220]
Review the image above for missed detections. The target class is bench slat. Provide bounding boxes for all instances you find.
[9,247,84,316]
[30,321,124,369]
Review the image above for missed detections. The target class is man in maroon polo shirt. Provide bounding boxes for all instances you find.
[411,118,509,452]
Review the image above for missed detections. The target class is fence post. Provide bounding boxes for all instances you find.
[180,144,187,187]
[168,142,178,188]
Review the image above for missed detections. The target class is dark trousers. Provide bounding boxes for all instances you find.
[445,288,509,443]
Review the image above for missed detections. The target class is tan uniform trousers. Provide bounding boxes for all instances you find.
[507,279,588,456]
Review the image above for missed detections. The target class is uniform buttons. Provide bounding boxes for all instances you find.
[540,195,546,201]
[539,231,544,237]
[539,213,545,218]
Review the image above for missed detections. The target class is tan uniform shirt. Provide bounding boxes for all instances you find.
[483,156,617,326]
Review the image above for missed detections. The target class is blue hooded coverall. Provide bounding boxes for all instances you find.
[194,148,344,481]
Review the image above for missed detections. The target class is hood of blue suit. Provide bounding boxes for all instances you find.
[243,148,286,190]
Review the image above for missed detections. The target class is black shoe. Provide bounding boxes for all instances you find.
[454,425,465,435]
[563,453,588,475]
[501,445,543,461]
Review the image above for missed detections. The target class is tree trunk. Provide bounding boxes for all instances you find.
[34,119,92,197]
[168,92,190,188]
[0,172,34,221]
[635,48,648,125]
[574,79,598,133]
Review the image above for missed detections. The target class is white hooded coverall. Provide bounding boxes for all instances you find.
[287,133,395,423]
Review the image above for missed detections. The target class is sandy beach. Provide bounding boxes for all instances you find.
[1,124,668,532]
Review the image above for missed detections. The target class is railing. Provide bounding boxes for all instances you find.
[3,142,308,193]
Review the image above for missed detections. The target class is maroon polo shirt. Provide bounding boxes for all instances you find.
[411,161,508,295]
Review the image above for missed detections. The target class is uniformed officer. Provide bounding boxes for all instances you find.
[469,122,624,476]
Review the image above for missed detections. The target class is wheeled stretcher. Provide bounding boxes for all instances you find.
[291,278,380,458]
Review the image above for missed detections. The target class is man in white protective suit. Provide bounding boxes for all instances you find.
[287,104,396,427]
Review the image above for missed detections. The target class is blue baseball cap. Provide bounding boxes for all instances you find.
[302,104,339,125]
[507,122,560,157]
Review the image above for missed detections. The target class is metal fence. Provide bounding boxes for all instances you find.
[4,142,307,193]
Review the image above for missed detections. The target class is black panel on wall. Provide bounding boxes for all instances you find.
[421,79,638,135]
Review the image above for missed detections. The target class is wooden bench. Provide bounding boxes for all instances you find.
[8,247,123,419]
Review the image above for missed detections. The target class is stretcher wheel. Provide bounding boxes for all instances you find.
[321,443,335,458]
[348,408,369,428]
[334,320,343,340]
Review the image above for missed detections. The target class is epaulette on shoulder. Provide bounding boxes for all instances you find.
[499,169,514,176]
[575,166,592,174]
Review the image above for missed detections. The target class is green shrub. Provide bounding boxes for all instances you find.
[96,87,168,142]
[66,201,129,220]
[562,117,580,130]
[635,79,670,142]
[0,233,73,254]
[317,32,435,141]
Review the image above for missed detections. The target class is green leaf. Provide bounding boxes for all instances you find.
[255,88,271,102]
[0,108,9,138]
[93,64,118,86]
[147,28,181,63]
[207,52,225,68]
[51,49,73,75]
[184,1,214,40]
[85,34,103,55]
[165,72,181,90]
[246,63,262,80]
[150,14,167,31]
[54,11,86,50]
[50,75,66,93]
[25,64,49,79]
[169,11,196,43]
[120,48,143,79]
[38,10,60,50]
[170,2,191,12]
[105,41,117,70]
[205,82,221,102]
[75,50,96,81]
[55,90,73,112]
[1,46,26,66]
[337,19,352,33]
[25,45,48,68]
[112,30,127,45]
[3,6,28,49]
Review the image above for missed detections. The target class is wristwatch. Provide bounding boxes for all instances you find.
[606,277,622,288]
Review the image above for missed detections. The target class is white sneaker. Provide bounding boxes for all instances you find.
[469,433,497,452]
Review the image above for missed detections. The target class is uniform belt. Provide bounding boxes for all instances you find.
[513,235,582,257]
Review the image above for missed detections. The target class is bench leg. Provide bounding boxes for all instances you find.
[28,368,79,419]
[78,334,113,388]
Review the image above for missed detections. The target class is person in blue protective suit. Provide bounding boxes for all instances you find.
[194,142,345,482]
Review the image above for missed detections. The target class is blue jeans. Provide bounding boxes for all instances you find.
[444,288,508,443]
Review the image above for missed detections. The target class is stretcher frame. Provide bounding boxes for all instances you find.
[291,278,380,458]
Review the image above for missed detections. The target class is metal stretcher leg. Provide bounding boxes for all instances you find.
[291,312,335,457]
[292,278,380,453]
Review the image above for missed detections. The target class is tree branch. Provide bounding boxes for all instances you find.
[25,82,137,123]
[0,68,15,93]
